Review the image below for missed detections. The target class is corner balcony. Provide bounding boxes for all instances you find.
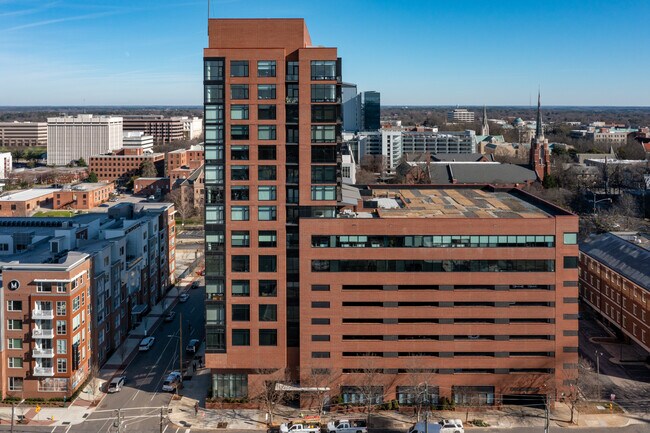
[32,328,54,339]
[33,366,54,377]
[32,309,54,320]
[33,348,55,358]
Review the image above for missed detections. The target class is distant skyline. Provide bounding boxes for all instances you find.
[1,0,649,106]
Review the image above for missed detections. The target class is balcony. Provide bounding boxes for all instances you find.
[33,366,55,377]
[32,309,54,320]
[32,328,54,339]
[33,348,55,358]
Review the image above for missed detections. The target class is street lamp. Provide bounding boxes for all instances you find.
[590,191,612,214]
[595,350,603,399]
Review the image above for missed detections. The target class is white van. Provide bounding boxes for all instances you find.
[408,420,464,433]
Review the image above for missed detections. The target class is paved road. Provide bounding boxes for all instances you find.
[71,284,205,433]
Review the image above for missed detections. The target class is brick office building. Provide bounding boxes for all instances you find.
[579,232,649,354]
[203,18,580,406]
[53,182,115,210]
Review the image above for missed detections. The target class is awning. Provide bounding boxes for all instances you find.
[275,383,330,392]
[131,304,148,315]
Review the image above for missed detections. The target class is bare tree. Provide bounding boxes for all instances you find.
[301,368,339,419]
[88,360,101,404]
[165,188,194,227]
[360,155,386,173]
[254,368,293,426]
[355,169,378,185]
[139,160,158,178]
[357,363,385,427]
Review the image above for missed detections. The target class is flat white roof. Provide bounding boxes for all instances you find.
[0,189,59,202]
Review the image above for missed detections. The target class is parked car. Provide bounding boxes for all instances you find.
[107,375,126,393]
[280,422,321,433]
[162,371,182,392]
[179,293,190,303]
[327,420,368,433]
[186,339,200,354]
[164,311,176,322]
[139,336,155,351]
[407,420,464,433]
[190,281,200,289]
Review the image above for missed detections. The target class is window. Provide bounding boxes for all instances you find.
[206,205,225,224]
[312,285,330,291]
[7,319,22,330]
[311,145,337,162]
[311,60,337,80]
[205,59,224,80]
[312,318,330,325]
[8,357,22,368]
[259,255,277,272]
[259,329,278,346]
[257,60,276,77]
[8,338,22,349]
[232,329,250,346]
[286,61,299,80]
[258,105,276,120]
[7,300,22,311]
[232,255,250,272]
[8,377,23,391]
[312,125,336,142]
[258,145,277,160]
[258,125,277,140]
[205,105,224,122]
[231,206,250,221]
[312,166,337,183]
[57,358,67,373]
[259,280,277,297]
[312,186,337,200]
[232,280,250,297]
[564,233,578,244]
[206,124,224,142]
[259,305,277,322]
[258,206,277,221]
[231,231,250,247]
[259,231,277,247]
[57,339,67,354]
[231,186,249,201]
[312,105,338,122]
[231,104,249,120]
[73,296,80,312]
[56,320,67,335]
[230,125,249,140]
[212,373,248,398]
[312,352,331,358]
[232,305,250,321]
[231,84,249,100]
[258,186,277,201]
[258,165,277,181]
[311,84,337,102]
[257,84,276,100]
[231,165,249,181]
[205,165,224,184]
[205,85,224,103]
[205,145,224,161]
[37,282,52,293]
[564,257,579,269]
[312,301,330,308]
[226,146,249,163]
[230,60,248,77]
[397,386,439,406]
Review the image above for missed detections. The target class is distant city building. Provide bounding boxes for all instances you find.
[0,202,176,399]
[341,143,356,184]
[361,91,380,130]
[447,108,475,123]
[53,182,115,210]
[0,121,47,147]
[89,148,164,183]
[341,83,361,132]
[166,145,204,176]
[47,115,123,166]
[529,93,551,181]
[0,188,58,217]
[181,116,204,140]
[123,131,154,153]
[357,129,402,171]
[579,232,649,354]
[0,152,12,179]
[401,130,477,154]
[133,177,170,197]
[122,115,184,143]
[592,128,636,145]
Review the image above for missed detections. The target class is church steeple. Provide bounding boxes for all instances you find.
[535,90,543,140]
[481,105,489,136]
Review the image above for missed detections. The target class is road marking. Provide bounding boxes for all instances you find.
[64,425,72,433]
[190,307,195,314]
[86,414,161,421]
[51,427,57,433]
[162,425,169,433]
[185,429,191,433]
[95,406,170,412]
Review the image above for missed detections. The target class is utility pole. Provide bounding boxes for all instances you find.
[544,394,550,433]
[114,409,122,433]
[10,402,14,433]
[424,409,428,433]
[160,406,165,433]
[179,312,183,376]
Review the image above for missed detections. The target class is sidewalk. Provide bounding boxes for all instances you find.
[0,273,201,427]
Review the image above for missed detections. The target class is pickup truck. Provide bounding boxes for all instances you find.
[279,422,321,433]
[327,419,368,433]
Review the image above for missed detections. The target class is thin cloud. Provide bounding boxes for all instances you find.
[0,2,59,18]
[1,10,120,32]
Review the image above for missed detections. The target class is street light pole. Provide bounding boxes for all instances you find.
[179,312,183,375]
[595,351,603,399]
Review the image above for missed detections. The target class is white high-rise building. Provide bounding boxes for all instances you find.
[47,115,123,166]
[0,152,12,179]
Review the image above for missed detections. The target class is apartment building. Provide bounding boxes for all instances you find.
[0,152,12,179]
[0,202,176,390]
[0,189,57,217]
[47,115,123,166]
[447,108,475,123]
[579,232,649,353]
[401,130,477,155]
[0,251,92,400]
[89,149,164,183]
[53,182,115,210]
[122,115,185,143]
[181,117,204,140]
[202,18,578,407]
[123,131,155,152]
[166,145,204,176]
[0,121,47,147]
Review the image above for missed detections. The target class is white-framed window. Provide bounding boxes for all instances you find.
[56,301,66,316]
[56,320,67,335]
[7,300,22,311]
[7,319,22,330]
[7,338,22,349]
[72,296,80,312]
[72,315,80,331]
[57,358,67,373]
[57,339,67,354]
[8,357,23,368]
[8,377,23,391]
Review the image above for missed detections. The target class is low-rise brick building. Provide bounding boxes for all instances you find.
[53,182,115,210]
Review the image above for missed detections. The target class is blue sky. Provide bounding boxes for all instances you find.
[0,0,648,106]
